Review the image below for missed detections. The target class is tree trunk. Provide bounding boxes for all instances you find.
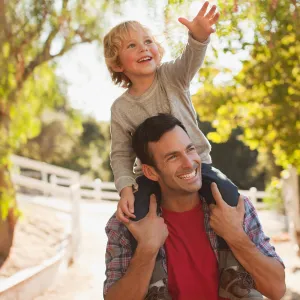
[0,166,18,269]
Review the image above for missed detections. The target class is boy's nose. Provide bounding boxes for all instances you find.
[139,44,148,52]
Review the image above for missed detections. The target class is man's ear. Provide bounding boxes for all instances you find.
[142,164,159,182]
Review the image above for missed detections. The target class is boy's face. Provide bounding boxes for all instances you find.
[116,27,161,81]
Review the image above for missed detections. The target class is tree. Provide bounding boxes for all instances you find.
[57,118,113,182]
[0,0,123,267]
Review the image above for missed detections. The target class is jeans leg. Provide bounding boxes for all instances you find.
[129,176,160,253]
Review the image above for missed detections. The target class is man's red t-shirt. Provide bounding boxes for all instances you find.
[162,202,227,300]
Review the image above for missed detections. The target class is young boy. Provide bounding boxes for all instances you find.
[104,2,262,299]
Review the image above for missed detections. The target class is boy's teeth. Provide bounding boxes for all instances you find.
[138,57,151,62]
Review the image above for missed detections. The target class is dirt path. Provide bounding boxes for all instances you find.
[34,200,117,300]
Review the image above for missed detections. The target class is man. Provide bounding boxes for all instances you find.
[104,114,285,300]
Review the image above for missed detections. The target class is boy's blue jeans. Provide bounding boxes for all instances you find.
[130,163,239,253]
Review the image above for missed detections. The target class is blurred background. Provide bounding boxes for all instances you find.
[0,0,299,299]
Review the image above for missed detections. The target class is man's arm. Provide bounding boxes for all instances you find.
[105,245,158,300]
[209,183,286,300]
[226,229,285,300]
[104,195,168,300]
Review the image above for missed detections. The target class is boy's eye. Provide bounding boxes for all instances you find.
[127,43,135,49]
[188,146,196,152]
[145,39,153,45]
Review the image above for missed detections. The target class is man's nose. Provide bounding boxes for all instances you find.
[181,154,193,169]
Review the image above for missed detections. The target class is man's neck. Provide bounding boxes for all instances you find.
[161,191,200,213]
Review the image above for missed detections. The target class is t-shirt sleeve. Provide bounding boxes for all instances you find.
[243,196,285,267]
[110,107,138,194]
[160,32,210,90]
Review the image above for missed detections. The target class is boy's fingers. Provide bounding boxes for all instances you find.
[205,4,217,19]
[178,17,191,31]
[122,203,135,218]
[148,194,157,217]
[197,1,209,17]
[209,12,220,25]
[129,200,135,214]
[117,208,130,223]
[211,182,226,207]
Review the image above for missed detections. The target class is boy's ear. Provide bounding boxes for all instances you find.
[142,164,159,182]
[111,64,124,73]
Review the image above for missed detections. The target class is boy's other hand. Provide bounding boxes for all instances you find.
[178,1,220,43]
[117,187,136,223]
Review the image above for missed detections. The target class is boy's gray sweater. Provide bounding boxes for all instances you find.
[110,33,212,193]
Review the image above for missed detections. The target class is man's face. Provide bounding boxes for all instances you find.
[148,126,202,196]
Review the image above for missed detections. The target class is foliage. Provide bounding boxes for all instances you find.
[0,0,123,218]
[263,177,285,213]
[199,119,267,190]
[56,118,113,181]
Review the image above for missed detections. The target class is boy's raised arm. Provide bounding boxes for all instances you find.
[160,1,219,89]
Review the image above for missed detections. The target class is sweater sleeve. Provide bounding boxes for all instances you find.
[110,107,138,194]
[160,32,209,90]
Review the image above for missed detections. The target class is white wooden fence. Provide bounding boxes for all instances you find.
[11,155,81,264]
[11,155,270,209]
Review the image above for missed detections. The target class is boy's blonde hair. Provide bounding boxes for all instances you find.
[103,21,165,88]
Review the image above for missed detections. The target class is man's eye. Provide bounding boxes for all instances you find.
[127,43,135,48]
[145,39,153,44]
[188,147,196,152]
[168,155,176,161]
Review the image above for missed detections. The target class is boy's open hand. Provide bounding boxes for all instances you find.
[117,188,136,223]
[178,1,220,42]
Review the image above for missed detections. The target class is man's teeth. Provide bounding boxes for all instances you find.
[178,170,196,180]
[138,57,151,62]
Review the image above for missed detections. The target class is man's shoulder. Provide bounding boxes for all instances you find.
[241,195,257,215]
[106,212,123,232]
[105,213,129,237]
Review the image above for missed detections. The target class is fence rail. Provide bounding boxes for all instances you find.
[11,155,269,207]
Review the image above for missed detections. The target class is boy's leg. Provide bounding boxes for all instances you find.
[129,175,161,253]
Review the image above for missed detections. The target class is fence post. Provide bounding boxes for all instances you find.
[41,167,48,195]
[49,174,57,197]
[282,166,300,256]
[69,183,81,265]
[94,178,102,201]
[249,187,257,205]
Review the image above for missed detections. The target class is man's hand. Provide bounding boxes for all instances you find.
[178,1,220,43]
[126,194,168,254]
[209,182,245,243]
